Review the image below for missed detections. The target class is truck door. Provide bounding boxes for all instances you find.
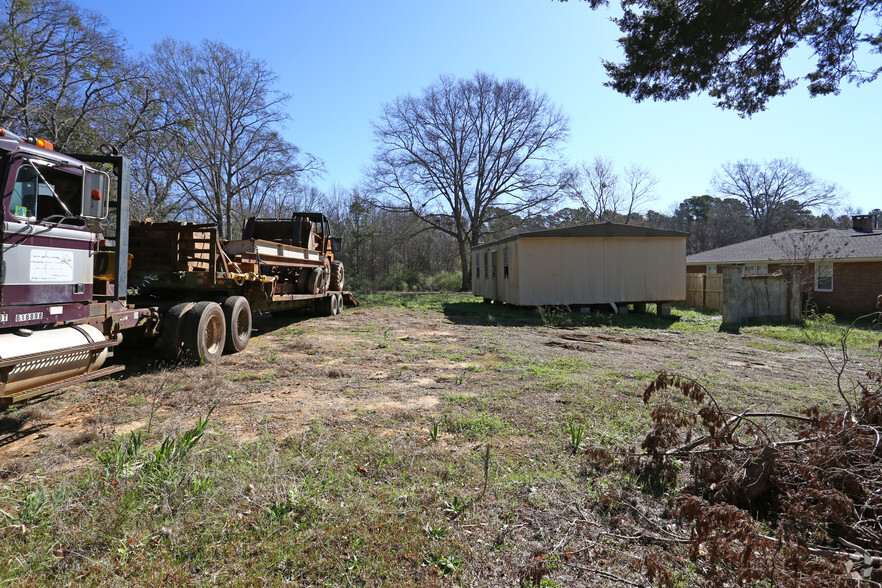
[2,157,96,310]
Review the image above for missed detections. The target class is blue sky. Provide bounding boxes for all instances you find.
[78,0,881,215]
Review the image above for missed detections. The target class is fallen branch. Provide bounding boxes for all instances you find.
[569,564,647,587]
[758,534,882,566]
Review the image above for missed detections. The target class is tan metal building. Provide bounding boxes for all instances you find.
[471,223,687,308]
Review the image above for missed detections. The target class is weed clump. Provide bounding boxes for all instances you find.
[97,407,216,506]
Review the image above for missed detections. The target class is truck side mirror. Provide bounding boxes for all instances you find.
[330,237,342,254]
[81,170,110,219]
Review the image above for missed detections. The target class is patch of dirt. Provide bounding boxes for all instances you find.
[0,305,841,474]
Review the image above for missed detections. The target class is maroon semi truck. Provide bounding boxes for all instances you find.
[0,128,350,405]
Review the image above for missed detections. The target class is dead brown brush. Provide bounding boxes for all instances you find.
[637,367,882,586]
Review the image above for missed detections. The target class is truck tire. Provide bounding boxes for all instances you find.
[161,302,194,361]
[321,293,339,316]
[222,296,251,354]
[335,292,344,314]
[183,301,226,364]
[329,260,344,291]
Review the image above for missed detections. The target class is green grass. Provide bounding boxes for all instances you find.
[355,291,469,313]
[668,307,723,333]
[520,356,592,391]
[0,388,595,586]
[443,412,508,440]
[228,370,277,383]
[742,316,881,349]
[1,419,489,585]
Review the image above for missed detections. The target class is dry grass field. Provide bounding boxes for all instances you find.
[0,293,878,586]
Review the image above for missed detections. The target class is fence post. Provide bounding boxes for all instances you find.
[701,273,707,309]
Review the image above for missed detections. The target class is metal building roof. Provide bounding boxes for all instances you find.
[473,222,688,250]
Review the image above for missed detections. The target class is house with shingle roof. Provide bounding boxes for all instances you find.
[686,215,882,316]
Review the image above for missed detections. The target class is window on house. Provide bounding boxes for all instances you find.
[491,250,497,279]
[484,251,489,279]
[475,253,480,278]
[503,248,509,280]
[743,264,768,275]
[815,262,833,292]
[706,265,717,274]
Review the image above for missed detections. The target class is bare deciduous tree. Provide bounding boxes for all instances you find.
[712,159,839,237]
[0,0,151,151]
[622,164,658,224]
[238,184,328,224]
[567,156,657,223]
[369,72,571,290]
[128,129,188,221]
[150,39,321,239]
[567,156,618,221]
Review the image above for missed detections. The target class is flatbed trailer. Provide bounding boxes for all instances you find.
[126,220,355,363]
[0,126,353,405]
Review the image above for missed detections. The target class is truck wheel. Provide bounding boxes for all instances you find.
[329,261,344,291]
[161,302,194,361]
[222,296,251,354]
[321,294,339,316]
[183,301,226,364]
[335,293,344,314]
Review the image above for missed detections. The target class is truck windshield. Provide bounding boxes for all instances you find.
[9,161,82,223]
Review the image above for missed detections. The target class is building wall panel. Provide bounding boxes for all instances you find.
[513,236,685,306]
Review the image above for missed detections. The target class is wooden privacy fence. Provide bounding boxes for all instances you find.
[686,273,722,309]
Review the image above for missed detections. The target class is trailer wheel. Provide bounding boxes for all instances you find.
[329,260,344,291]
[161,302,194,361]
[183,301,226,364]
[321,294,339,316]
[335,293,344,314]
[222,296,252,354]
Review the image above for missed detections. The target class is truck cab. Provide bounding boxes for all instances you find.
[0,128,136,404]
[0,129,111,329]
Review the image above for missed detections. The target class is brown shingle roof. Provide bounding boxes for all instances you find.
[686,228,882,264]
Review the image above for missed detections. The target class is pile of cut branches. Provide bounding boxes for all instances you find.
[637,368,882,586]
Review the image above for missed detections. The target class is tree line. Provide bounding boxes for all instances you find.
[0,0,321,240]
[0,0,871,292]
